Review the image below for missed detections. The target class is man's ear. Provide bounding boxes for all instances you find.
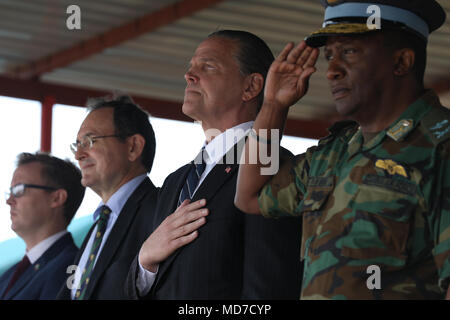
[127,134,146,162]
[50,189,67,209]
[393,48,415,76]
[242,73,264,102]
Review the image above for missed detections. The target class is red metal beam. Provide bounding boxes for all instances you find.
[431,77,450,95]
[284,118,332,140]
[0,75,190,122]
[0,75,332,139]
[11,0,225,79]
[41,96,55,152]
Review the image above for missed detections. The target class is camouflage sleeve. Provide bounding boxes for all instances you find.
[258,146,316,218]
[430,141,450,292]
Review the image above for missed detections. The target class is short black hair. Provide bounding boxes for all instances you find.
[17,152,85,226]
[207,30,275,110]
[87,95,156,173]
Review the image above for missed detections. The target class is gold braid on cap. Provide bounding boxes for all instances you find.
[310,23,372,36]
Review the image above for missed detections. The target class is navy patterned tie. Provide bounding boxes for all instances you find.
[178,147,206,206]
[74,205,111,300]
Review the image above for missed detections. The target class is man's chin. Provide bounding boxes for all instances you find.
[10,222,20,234]
[80,177,91,188]
[335,102,358,119]
[181,103,200,122]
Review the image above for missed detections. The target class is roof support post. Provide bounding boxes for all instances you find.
[40,96,55,153]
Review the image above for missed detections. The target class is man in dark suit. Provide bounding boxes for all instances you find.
[126,30,302,299]
[1,152,85,300]
[57,95,158,300]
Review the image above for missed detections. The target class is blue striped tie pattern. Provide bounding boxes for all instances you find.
[74,205,111,300]
[178,147,206,206]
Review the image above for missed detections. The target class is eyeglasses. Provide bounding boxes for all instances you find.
[5,183,57,200]
[70,135,119,154]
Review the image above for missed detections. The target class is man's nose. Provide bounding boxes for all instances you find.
[326,57,346,81]
[74,146,86,161]
[184,68,199,84]
[6,193,14,205]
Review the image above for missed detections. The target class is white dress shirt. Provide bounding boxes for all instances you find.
[26,230,68,264]
[70,174,147,299]
[136,121,253,296]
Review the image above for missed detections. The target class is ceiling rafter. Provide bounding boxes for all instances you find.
[11,0,225,80]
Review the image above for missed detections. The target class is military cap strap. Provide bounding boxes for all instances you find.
[324,3,429,38]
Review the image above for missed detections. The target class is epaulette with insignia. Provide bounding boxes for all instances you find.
[421,105,450,145]
[387,119,414,142]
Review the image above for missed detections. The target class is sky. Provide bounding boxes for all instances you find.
[0,96,317,243]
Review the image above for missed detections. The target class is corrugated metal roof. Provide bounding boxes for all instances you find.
[1,0,449,121]
[0,0,179,67]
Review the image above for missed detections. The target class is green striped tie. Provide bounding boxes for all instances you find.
[74,205,111,300]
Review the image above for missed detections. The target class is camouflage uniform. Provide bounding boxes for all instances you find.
[259,90,450,299]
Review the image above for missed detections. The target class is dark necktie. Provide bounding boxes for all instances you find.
[178,147,206,206]
[74,205,111,300]
[2,255,31,298]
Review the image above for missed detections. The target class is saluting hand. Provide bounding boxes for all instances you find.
[264,41,319,110]
[138,199,208,272]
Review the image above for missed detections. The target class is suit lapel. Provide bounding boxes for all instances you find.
[74,224,96,265]
[82,178,154,299]
[58,224,95,299]
[158,165,190,225]
[150,166,190,293]
[172,138,243,208]
[192,161,238,203]
[192,136,243,203]
[5,234,74,299]
[0,268,12,298]
[153,141,243,293]
[3,263,34,300]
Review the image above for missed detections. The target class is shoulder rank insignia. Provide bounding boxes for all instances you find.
[387,119,414,142]
[375,159,407,178]
[429,119,450,140]
[421,105,450,145]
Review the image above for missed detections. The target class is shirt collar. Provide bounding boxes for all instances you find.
[26,230,68,264]
[93,174,147,221]
[349,90,437,151]
[203,121,253,165]
[384,89,437,141]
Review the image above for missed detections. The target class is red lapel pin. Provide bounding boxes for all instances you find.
[225,166,231,173]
